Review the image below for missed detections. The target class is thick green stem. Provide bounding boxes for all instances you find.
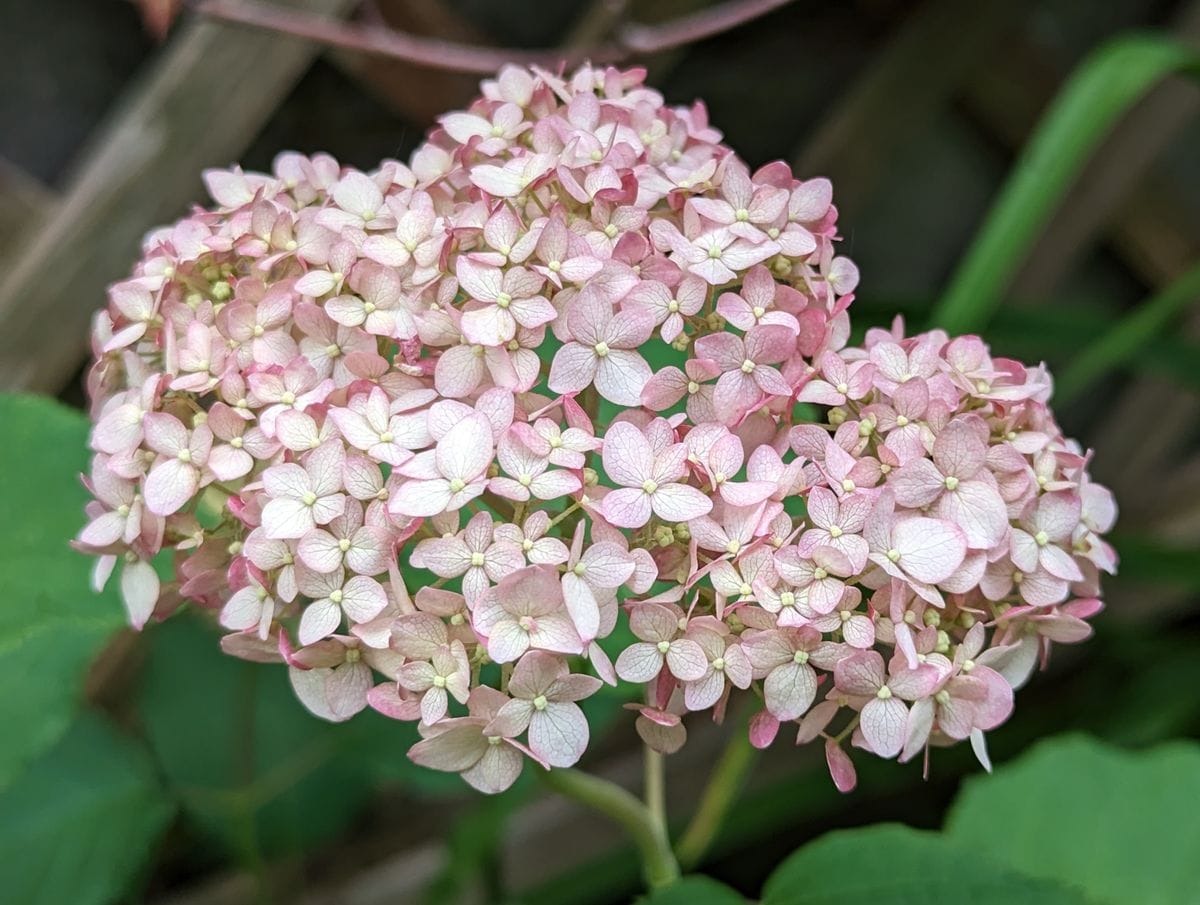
[674,726,758,871]
[644,747,668,839]
[541,766,680,890]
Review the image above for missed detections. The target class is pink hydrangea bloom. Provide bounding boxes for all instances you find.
[76,62,1117,796]
[600,420,711,529]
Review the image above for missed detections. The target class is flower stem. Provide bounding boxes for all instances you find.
[540,766,680,890]
[547,500,583,529]
[644,746,668,841]
[674,724,758,870]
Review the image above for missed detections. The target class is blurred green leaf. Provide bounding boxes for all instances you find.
[0,711,174,905]
[946,734,1200,905]
[135,615,452,862]
[933,33,1200,333]
[0,394,125,787]
[762,824,1089,905]
[640,876,747,904]
[1106,535,1200,591]
[1056,262,1200,402]
[1101,633,1200,745]
[426,787,530,905]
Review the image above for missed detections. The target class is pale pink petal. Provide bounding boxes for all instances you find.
[894,518,967,584]
[601,487,653,529]
[860,695,908,758]
[332,171,382,219]
[901,697,935,762]
[1040,544,1085,582]
[325,661,371,721]
[341,576,388,622]
[290,667,340,721]
[937,481,1010,549]
[835,650,884,696]
[527,613,584,655]
[142,412,188,456]
[562,574,600,641]
[461,304,513,346]
[436,414,494,482]
[548,343,598,396]
[594,350,652,406]
[684,668,726,711]
[667,639,710,682]
[890,458,944,508]
[641,367,689,410]
[650,483,712,522]
[408,725,487,773]
[298,598,342,645]
[436,344,486,398]
[462,744,524,794]
[120,560,160,630]
[486,619,531,663]
[144,458,198,516]
[601,421,652,486]
[825,740,857,792]
[764,661,817,721]
[529,470,581,500]
[933,420,987,479]
[529,702,589,768]
[615,642,664,683]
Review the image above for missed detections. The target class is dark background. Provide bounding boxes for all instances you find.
[0,1,1197,902]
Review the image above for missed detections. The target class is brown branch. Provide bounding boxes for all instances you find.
[188,0,795,74]
[617,0,793,54]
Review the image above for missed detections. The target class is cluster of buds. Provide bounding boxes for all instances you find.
[77,63,1116,794]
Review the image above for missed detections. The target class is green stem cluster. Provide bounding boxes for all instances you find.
[542,728,761,892]
[541,756,680,890]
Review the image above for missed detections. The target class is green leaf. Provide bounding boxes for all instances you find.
[0,711,174,905]
[1105,535,1200,591]
[641,876,748,904]
[425,787,531,905]
[932,34,1200,333]
[1055,262,1200,402]
[946,734,1200,905]
[135,615,451,862]
[0,394,125,787]
[762,824,1090,905]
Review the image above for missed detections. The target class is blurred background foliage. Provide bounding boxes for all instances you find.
[0,0,1198,902]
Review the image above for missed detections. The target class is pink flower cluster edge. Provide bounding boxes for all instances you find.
[76,62,1117,794]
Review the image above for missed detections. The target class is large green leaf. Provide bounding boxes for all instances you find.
[761,824,1090,905]
[641,876,747,904]
[946,734,1200,905]
[0,712,174,905]
[135,615,455,863]
[933,34,1200,333]
[0,394,125,787]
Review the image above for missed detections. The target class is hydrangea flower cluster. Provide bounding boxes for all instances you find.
[77,62,1117,794]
